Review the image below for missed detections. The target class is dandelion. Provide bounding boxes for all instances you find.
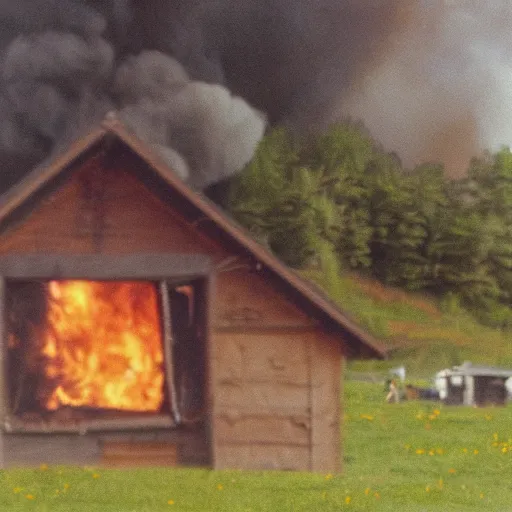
[448,468,456,474]
[92,473,100,479]
[428,414,437,420]
[416,448,425,455]
[345,496,351,505]
[436,448,444,455]
[462,448,468,453]
[25,494,35,500]
[39,463,48,471]
[480,493,485,499]
[374,492,381,499]
[63,483,70,491]
[473,449,479,455]
[485,414,492,421]
[217,484,223,491]
[325,473,333,480]
[13,487,23,494]
[493,433,499,440]
[438,479,444,490]
[425,486,430,492]
[360,414,374,421]
[502,446,508,454]
[364,487,371,495]
[167,500,175,505]
[428,450,435,456]
[433,409,440,416]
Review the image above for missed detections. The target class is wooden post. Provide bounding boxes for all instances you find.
[160,281,181,424]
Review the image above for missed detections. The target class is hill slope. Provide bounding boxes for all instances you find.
[302,270,512,377]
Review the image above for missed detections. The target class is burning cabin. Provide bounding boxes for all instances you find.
[0,116,383,472]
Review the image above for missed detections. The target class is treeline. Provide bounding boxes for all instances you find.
[226,124,512,329]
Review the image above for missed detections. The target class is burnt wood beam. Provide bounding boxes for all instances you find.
[0,254,211,280]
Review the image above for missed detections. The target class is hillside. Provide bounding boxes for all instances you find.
[302,270,512,377]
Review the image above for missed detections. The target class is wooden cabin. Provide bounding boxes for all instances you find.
[0,115,384,472]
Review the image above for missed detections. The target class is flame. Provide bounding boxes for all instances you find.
[42,281,164,412]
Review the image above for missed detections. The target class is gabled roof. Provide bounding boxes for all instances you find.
[0,113,386,359]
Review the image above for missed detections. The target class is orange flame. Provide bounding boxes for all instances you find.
[42,281,164,412]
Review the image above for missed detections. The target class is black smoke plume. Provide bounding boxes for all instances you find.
[0,1,508,190]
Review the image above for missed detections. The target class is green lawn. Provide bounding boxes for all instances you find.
[2,381,512,511]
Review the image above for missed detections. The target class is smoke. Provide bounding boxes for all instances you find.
[0,0,267,189]
[338,1,512,176]
[0,1,510,188]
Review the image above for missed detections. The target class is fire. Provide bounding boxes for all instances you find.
[42,281,164,412]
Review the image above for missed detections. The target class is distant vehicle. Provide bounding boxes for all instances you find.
[434,361,512,406]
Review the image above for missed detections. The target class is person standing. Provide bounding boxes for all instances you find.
[386,378,400,403]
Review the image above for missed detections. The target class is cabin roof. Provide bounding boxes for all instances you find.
[0,113,386,359]
[438,362,512,379]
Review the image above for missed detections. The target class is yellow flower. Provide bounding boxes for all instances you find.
[92,473,100,479]
[480,493,485,499]
[360,414,374,421]
[25,494,35,500]
[436,448,444,455]
[473,449,479,455]
[364,487,371,496]
[462,448,468,453]
[325,473,333,480]
[167,499,175,505]
[438,479,443,489]
[217,484,223,491]
[416,448,425,455]
[493,433,499,440]
[13,487,23,494]
[502,446,508,453]
[345,496,351,505]
[39,463,48,471]
[485,414,492,420]
[425,486,430,492]
[428,450,435,456]
[428,414,437,421]
[374,492,381,499]
[448,468,456,474]
[433,409,441,416]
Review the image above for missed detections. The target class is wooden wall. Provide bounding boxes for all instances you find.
[0,151,345,472]
[212,269,343,472]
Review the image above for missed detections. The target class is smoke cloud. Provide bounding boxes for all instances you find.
[338,1,512,176]
[0,1,510,188]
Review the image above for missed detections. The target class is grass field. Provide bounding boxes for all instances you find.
[2,380,512,511]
